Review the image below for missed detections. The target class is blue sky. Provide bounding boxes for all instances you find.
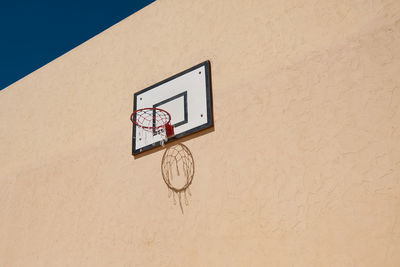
[0,0,154,90]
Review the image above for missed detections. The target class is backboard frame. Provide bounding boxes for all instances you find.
[132,60,212,155]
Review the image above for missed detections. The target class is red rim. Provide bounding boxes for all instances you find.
[130,108,171,130]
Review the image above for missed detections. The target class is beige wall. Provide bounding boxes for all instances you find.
[1,0,400,266]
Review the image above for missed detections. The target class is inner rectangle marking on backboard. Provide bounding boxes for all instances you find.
[153,91,188,128]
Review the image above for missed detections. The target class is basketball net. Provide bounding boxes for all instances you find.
[131,108,174,147]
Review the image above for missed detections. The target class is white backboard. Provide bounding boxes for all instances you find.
[132,61,212,155]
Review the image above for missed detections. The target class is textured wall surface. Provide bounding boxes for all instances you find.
[1,0,400,266]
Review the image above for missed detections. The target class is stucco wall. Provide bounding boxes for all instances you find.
[1,0,400,266]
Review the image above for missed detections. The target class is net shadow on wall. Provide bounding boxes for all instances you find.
[161,143,194,214]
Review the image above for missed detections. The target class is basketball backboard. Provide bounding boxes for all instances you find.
[132,61,212,155]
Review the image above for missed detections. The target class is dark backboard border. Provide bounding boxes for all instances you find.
[132,60,213,155]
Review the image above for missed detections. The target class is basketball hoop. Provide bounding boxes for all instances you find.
[130,108,174,146]
[130,109,195,214]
